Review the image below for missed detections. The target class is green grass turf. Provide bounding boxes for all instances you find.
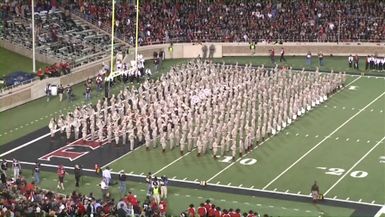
[106,77,385,205]
[15,169,354,217]
[1,56,383,147]
[0,47,47,78]
[1,56,384,216]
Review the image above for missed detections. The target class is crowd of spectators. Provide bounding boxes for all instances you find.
[181,199,268,217]
[0,170,168,217]
[70,0,385,45]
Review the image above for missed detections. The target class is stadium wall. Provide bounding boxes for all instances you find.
[1,42,384,112]
[0,39,60,65]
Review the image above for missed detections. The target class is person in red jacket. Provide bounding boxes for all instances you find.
[231,209,241,217]
[222,209,231,217]
[37,68,44,80]
[246,210,254,217]
[159,200,167,216]
[214,207,222,217]
[204,200,212,213]
[197,203,207,217]
[56,165,65,190]
[187,204,195,217]
[208,204,216,217]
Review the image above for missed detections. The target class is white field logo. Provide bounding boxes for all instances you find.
[380,156,385,164]
[348,86,358,90]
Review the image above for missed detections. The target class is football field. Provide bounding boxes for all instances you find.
[103,75,385,206]
[1,54,384,216]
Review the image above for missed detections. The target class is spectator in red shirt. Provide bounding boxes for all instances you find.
[222,209,231,217]
[188,204,195,217]
[208,204,216,217]
[214,207,222,217]
[198,203,207,217]
[57,165,65,190]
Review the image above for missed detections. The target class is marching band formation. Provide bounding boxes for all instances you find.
[49,60,346,160]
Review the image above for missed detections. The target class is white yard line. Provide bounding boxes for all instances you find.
[324,136,385,195]
[152,150,194,176]
[374,206,385,217]
[102,146,142,168]
[262,90,385,190]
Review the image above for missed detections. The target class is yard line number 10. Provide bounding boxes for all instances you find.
[316,167,368,178]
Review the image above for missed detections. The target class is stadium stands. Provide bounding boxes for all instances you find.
[70,0,385,45]
[0,2,128,68]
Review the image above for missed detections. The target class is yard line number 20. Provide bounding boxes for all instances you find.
[318,167,368,178]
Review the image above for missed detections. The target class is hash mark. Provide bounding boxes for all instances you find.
[139,173,144,176]
[174,193,180,196]
[185,195,191,197]
[285,190,289,193]
[281,207,287,210]
[356,139,360,142]
[250,186,254,189]
[227,182,232,186]
[358,199,362,202]
[346,197,350,200]
[273,188,277,191]
[239,184,243,187]
[183,177,187,181]
[216,181,220,184]
[333,196,337,199]
[295,133,299,136]
[346,138,350,141]
[367,140,370,143]
[305,134,309,137]
[194,179,198,182]
[256,204,262,206]
[371,201,375,204]
[306,210,311,213]
[297,191,301,194]
[220,199,226,202]
[335,137,339,140]
[232,201,238,203]
[172,176,177,179]
[315,135,319,138]
[293,208,299,211]
[269,205,274,208]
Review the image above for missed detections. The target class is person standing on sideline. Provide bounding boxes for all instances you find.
[306,51,312,65]
[318,52,324,66]
[58,84,64,102]
[152,185,161,205]
[74,164,82,187]
[1,159,8,177]
[33,162,41,185]
[270,48,275,64]
[353,54,359,69]
[100,178,109,201]
[45,84,51,102]
[160,175,168,199]
[280,48,286,62]
[348,54,354,68]
[311,181,320,202]
[102,167,112,186]
[12,159,21,179]
[118,170,127,196]
[57,165,65,190]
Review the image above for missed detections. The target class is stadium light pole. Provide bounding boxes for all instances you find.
[135,0,139,62]
[31,0,36,73]
[110,0,116,72]
[337,10,341,44]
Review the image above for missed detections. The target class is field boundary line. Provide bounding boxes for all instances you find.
[153,149,195,176]
[13,160,383,207]
[206,76,360,184]
[324,136,385,195]
[374,206,385,217]
[262,90,385,190]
